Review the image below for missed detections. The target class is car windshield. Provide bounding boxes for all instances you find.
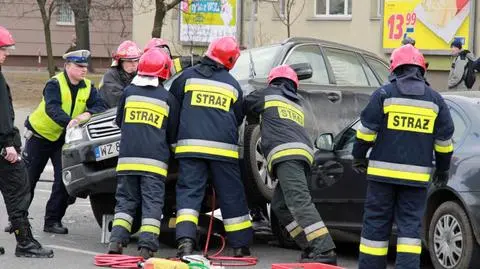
[230,44,283,81]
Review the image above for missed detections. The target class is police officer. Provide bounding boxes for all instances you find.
[99,40,142,108]
[24,49,107,234]
[0,25,53,258]
[353,44,454,269]
[244,65,337,265]
[107,48,179,259]
[170,36,253,257]
[143,38,201,76]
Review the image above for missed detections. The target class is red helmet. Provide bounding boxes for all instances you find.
[268,65,299,88]
[137,48,171,79]
[144,38,171,54]
[0,26,14,48]
[205,36,240,70]
[390,44,426,73]
[113,40,142,61]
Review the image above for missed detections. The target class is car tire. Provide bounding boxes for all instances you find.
[244,124,276,203]
[428,201,480,269]
[89,193,140,233]
[270,209,299,250]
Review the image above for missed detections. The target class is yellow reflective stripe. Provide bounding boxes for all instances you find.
[176,215,199,225]
[269,148,314,170]
[112,219,132,232]
[435,143,454,153]
[367,167,430,182]
[185,84,237,103]
[384,104,437,117]
[125,101,168,116]
[290,227,303,238]
[175,145,239,159]
[306,227,329,241]
[264,101,303,117]
[173,58,182,72]
[360,244,388,256]
[224,220,252,232]
[116,164,167,176]
[356,129,376,142]
[397,244,422,254]
[140,225,160,235]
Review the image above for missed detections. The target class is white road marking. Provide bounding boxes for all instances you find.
[44,245,102,256]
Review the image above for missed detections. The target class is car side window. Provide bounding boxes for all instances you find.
[323,48,370,87]
[365,57,390,85]
[284,45,330,85]
[335,121,360,151]
[449,107,467,145]
[361,60,380,87]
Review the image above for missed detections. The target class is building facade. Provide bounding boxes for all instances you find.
[1,0,132,68]
[133,0,479,90]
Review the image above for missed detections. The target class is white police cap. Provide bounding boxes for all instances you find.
[63,49,90,66]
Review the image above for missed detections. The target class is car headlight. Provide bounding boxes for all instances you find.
[65,126,84,144]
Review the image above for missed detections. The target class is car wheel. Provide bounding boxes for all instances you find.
[428,201,480,269]
[89,193,140,233]
[244,124,277,203]
[270,210,299,250]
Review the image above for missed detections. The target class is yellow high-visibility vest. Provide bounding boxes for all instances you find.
[29,73,91,142]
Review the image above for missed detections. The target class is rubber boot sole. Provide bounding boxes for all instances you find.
[15,252,54,258]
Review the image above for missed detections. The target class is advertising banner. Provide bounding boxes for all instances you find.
[179,0,240,45]
[382,0,474,54]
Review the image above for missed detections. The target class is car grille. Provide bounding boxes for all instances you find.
[86,116,120,139]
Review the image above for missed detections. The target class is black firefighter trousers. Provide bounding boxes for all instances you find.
[272,160,336,253]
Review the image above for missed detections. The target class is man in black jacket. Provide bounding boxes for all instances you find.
[0,25,53,258]
[244,65,337,265]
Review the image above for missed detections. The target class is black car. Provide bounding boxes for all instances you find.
[61,37,390,233]
[289,92,480,269]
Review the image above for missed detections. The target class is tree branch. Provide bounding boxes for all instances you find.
[290,0,305,25]
[166,0,182,11]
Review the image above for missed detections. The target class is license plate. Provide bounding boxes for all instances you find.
[94,141,120,161]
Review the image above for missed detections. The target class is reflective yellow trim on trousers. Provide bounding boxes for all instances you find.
[176,215,199,225]
[434,144,454,153]
[306,227,329,241]
[359,244,388,256]
[116,164,167,177]
[175,145,239,159]
[290,227,303,238]
[140,225,160,235]
[397,244,422,254]
[367,167,430,182]
[112,219,132,233]
[268,149,314,170]
[224,220,252,232]
[356,129,376,142]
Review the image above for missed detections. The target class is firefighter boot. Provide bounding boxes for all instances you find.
[233,247,251,257]
[14,224,54,258]
[300,248,337,265]
[138,247,154,260]
[176,238,195,257]
[107,242,123,254]
[0,246,4,255]
[4,222,11,233]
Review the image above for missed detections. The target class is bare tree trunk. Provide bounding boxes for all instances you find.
[67,0,93,71]
[37,1,55,77]
[152,0,166,37]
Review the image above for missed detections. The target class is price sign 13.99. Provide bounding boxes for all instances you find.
[387,12,416,40]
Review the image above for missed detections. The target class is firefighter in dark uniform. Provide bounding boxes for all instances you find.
[107,48,179,259]
[0,25,53,258]
[353,44,454,269]
[24,49,107,234]
[143,38,202,76]
[99,40,142,108]
[170,36,253,257]
[244,65,337,265]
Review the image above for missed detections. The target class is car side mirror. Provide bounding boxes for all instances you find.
[289,63,313,80]
[315,133,334,151]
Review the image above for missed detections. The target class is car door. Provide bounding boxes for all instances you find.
[310,120,367,230]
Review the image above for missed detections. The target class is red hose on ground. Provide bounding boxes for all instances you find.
[203,188,258,267]
[94,254,144,268]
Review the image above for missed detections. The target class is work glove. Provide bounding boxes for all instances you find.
[352,158,368,175]
[432,170,449,187]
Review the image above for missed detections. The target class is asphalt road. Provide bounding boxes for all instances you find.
[0,107,435,269]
